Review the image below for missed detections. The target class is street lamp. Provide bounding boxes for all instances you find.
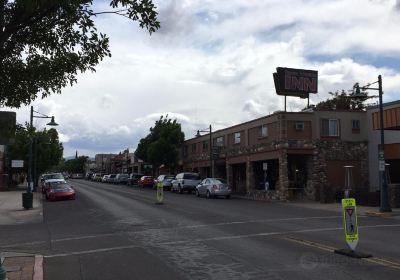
[196,124,214,177]
[23,106,58,209]
[351,75,391,212]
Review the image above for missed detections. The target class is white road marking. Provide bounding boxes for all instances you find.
[44,244,142,258]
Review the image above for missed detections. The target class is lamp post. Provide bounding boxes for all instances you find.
[196,125,214,177]
[351,75,391,212]
[23,106,58,209]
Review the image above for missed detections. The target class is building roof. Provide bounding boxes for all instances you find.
[367,99,400,110]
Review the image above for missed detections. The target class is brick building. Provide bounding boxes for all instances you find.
[182,109,368,200]
[367,100,400,190]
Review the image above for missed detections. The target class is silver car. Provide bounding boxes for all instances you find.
[171,172,201,194]
[195,178,232,199]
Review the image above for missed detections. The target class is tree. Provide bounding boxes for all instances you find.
[135,116,185,173]
[7,125,64,176]
[308,89,369,111]
[0,0,160,108]
[55,155,88,174]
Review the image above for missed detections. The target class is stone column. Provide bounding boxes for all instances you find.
[226,162,233,190]
[278,149,289,200]
[246,158,254,193]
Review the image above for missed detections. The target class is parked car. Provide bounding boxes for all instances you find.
[102,175,110,183]
[85,172,94,180]
[71,173,84,179]
[195,178,232,199]
[92,173,103,182]
[115,173,129,184]
[41,173,65,194]
[155,175,175,191]
[138,176,154,188]
[127,173,144,186]
[46,181,76,201]
[171,172,202,194]
[107,174,117,183]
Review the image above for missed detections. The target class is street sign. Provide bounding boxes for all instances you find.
[156,181,164,204]
[11,160,24,168]
[378,160,386,171]
[263,163,268,171]
[342,198,358,251]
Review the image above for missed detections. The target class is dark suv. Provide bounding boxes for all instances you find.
[171,172,201,194]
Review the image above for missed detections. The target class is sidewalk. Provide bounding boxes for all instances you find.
[0,184,44,280]
[232,192,400,216]
[1,252,42,280]
[285,200,400,216]
[0,185,43,226]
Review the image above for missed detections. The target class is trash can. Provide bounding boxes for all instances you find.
[22,193,33,209]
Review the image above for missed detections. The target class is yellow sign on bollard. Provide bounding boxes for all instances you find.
[342,198,358,251]
[156,181,164,204]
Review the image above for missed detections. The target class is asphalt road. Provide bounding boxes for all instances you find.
[1,179,400,280]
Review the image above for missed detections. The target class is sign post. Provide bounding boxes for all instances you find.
[156,181,164,204]
[342,198,358,251]
[263,163,268,191]
[334,198,372,258]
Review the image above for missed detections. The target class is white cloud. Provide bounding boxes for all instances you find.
[8,0,400,157]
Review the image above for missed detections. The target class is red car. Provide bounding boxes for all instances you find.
[46,181,76,201]
[138,176,154,188]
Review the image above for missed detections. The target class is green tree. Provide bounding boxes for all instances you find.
[56,155,88,174]
[7,125,64,176]
[308,89,369,111]
[135,116,185,173]
[0,0,160,108]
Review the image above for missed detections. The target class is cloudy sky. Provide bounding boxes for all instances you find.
[6,0,400,157]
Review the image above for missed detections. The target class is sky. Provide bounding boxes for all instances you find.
[5,0,400,158]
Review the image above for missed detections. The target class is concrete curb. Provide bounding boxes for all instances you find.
[33,255,43,280]
[365,211,392,218]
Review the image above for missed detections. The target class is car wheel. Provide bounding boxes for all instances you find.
[195,190,200,197]
[178,186,183,194]
[226,195,231,199]
[206,191,211,199]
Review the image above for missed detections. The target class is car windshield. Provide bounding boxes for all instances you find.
[212,178,226,184]
[183,174,200,180]
[46,173,64,180]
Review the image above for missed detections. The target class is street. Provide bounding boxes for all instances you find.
[1,179,400,280]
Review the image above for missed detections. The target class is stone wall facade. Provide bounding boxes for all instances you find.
[308,140,369,201]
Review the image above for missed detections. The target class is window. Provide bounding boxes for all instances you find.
[321,119,339,137]
[259,125,268,137]
[183,146,188,157]
[191,143,196,153]
[352,120,360,133]
[202,140,208,150]
[234,132,241,144]
[295,122,304,131]
[216,136,224,147]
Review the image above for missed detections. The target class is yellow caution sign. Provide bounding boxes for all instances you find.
[342,198,358,251]
[156,181,164,204]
